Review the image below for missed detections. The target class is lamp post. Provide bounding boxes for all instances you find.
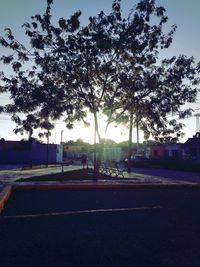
[46,130,50,167]
[61,130,63,144]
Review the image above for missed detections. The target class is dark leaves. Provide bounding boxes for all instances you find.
[4,28,14,40]
[59,18,67,30]
[4,104,18,114]
[0,0,199,142]
[26,30,34,37]
[66,122,73,129]
[67,11,81,32]
[11,114,21,124]
[99,11,104,19]
[0,38,9,47]
[156,6,166,17]
[178,109,193,119]
[12,61,22,72]
[112,0,121,20]
[1,55,13,64]
[112,1,120,12]
[22,22,31,29]
[31,36,44,49]
[0,105,4,113]
[136,0,155,14]
[10,41,20,50]
[47,0,53,5]
[34,14,43,23]
[32,22,38,29]
[51,26,61,35]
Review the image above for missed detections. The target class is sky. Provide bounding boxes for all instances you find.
[0,0,200,144]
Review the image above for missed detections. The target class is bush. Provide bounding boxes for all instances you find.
[147,158,200,172]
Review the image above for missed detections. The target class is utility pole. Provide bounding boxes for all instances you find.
[61,130,63,144]
[55,132,57,144]
[195,113,200,133]
[46,130,50,167]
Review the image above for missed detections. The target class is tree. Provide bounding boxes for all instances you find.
[0,0,85,138]
[111,54,199,171]
[0,0,199,175]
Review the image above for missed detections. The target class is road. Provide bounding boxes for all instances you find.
[131,167,200,183]
[1,187,200,267]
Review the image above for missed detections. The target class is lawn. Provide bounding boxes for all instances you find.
[16,168,113,182]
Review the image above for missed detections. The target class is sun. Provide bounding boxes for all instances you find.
[48,114,141,144]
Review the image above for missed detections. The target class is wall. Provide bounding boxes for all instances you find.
[150,143,183,160]
[150,144,166,158]
[31,140,57,164]
[0,140,31,163]
[0,139,59,164]
[102,147,122,162]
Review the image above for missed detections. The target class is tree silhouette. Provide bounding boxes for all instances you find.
[109,54,199,171]
[0,0,199,174]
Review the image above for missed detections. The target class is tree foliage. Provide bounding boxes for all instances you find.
[0,0,199,144]
[112,54,199,142]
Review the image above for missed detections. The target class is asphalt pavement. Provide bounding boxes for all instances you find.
[1,187,200,267]
[1,165,200,266]
[131,167,200,183]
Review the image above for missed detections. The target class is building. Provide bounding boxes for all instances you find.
[63,143,124,163]
[63,144,88,161]
[101,146,122,162]
[149,143,183,160]
[0,138,63,164]
[182,132,200,162]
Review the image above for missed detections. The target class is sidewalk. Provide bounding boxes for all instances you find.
[126,168,200,183]
[123,171,190,184]
[128,167,200,183]
[0,165,82,183]
[0,164,197,188]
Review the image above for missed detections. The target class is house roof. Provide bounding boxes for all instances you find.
[183,132,200,147]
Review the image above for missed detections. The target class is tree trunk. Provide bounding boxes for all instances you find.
[127,112,133,173]
[93,112,101,179]
[28,131,33,169]
[136,117,139,146]
[93,117,97,179]
[136,115,139,153]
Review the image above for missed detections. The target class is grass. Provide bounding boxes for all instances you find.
[16,168,112,182]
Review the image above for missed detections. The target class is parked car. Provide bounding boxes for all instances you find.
[124,154,148,167]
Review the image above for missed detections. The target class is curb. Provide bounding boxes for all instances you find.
[12,181,200,191]
[0,186,12,214]
[1,182,200,214]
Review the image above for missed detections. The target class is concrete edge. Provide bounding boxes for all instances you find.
[1,182,200,213]
[0,186,12,214]
[12,182,200,191]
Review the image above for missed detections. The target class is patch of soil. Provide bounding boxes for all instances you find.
[17,168,112,182]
